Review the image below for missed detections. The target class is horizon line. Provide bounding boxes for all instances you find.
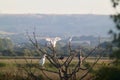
[0,13,114,16]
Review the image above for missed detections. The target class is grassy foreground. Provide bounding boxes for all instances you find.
[0,57,112,80]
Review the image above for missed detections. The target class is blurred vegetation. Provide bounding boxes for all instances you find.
[93,65,120,80]
[0,38,14,56]
[93,1,120,80]
[109,0,120,61]
[0,38,111,57]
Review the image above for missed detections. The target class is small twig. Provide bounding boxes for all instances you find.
[36,67,59,74]
[79,55,101,80]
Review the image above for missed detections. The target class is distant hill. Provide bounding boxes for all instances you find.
[0,14,115,36]
[0,31,15,35]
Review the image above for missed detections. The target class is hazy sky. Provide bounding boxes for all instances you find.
[0,0,115,14]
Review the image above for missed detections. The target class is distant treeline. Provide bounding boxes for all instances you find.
[0,37,114,57]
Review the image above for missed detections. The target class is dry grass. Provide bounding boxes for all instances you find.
[0,57,113,80]
[0,57,112,64]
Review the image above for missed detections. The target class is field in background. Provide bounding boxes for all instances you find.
[0,57,112,67]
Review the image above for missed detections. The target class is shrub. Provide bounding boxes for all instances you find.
[93,66,120,80]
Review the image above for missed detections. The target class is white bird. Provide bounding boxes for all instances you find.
[78,49,83,64]
[46,37,61,47]
[39,54,46,66]
[69,36,73,42]
[80,55,83,64]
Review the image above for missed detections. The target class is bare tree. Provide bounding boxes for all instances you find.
[20,31,104,80]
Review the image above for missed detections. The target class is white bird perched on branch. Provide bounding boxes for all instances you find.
[79,49,83,64]
[46,37,61,47]
[39,54,46,66]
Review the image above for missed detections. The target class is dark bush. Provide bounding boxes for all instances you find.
[93,66,120,80]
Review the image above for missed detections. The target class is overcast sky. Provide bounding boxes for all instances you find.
[0,0,115,14]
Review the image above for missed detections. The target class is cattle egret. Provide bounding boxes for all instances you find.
[69,36,73,42]
[80,55,83,64]
[39,54,46,66]
[79,49,83,64]
[46,37,61,47]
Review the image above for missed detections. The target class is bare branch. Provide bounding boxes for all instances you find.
[79,55,101,80]
[37,67,59,74]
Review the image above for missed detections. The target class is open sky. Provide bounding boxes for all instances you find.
[0,0,115,14]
